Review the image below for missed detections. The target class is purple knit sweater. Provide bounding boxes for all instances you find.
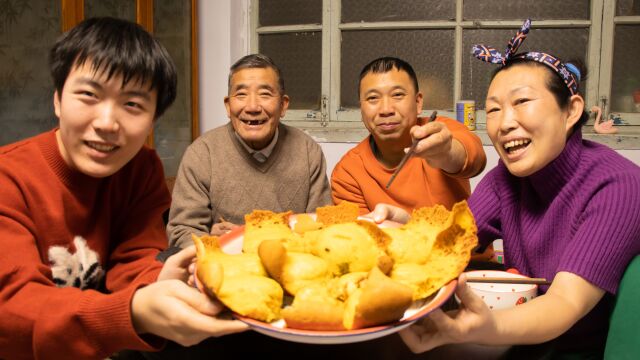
[469,129,640,351]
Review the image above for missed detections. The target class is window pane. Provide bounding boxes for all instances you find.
[259,32,322,110]
[342,0,454,22]
[0,0,60,145]
[85,0,135,20]
[611,25,640,113]
[259,0,322,26]
[154,0,193,177]
[464,0,590,20]
[616,0,640,16]
[341,30,454,110]
[462,28,589,109]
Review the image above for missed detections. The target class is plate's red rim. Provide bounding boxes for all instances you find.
[232,280,456,338]
[203,215,457,338]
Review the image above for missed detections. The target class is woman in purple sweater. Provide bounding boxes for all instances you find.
[371,20,640,357]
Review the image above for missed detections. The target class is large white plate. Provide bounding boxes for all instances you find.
[199,215,456,345]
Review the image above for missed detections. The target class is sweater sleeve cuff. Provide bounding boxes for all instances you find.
[78,283,165,354]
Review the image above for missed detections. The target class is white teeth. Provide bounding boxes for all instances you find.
[503,139,530,151]
[87,142,115,152]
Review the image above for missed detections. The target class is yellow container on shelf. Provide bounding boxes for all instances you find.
[456,100,476,131]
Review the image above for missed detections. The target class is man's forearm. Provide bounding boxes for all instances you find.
[433,139,467,174]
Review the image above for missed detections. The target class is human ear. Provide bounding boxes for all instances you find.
[415,91,424,114]
[53,90,61,119]
[565,95,585,131]
[279,94,290,118]
[223,96,231,118]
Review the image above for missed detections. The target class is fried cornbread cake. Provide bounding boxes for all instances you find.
[194,234,283,322]
[194,200,478,330]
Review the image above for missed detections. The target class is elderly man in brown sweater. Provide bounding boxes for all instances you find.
[167,54,331,248]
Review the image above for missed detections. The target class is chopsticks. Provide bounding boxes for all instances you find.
[386,110,438,189]
[466,277,551,285]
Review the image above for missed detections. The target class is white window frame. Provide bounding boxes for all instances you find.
[249,0,640,148]
[599,1,640,125]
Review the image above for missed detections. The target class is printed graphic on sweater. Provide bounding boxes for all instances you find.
[48,236,104,289]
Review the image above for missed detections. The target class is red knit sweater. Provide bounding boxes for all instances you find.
[0,129,171,359]
[331,116,486,214]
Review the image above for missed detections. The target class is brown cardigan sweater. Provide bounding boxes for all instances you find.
[167,122,331,248]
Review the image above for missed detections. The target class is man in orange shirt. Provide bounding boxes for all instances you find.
[331,57,486,214]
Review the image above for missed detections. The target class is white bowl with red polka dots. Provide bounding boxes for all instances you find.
[458,270,538,310]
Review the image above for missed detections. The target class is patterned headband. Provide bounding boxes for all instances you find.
[471,19,579,95]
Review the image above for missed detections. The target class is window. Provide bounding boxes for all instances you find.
[251,0,640,147]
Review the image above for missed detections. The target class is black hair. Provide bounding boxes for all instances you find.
[49,17,177,119]
[228,54,285,94]
[358,57,420,96]
[492,59,589,129]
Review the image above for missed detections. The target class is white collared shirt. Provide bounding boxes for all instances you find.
[234,128,279,163]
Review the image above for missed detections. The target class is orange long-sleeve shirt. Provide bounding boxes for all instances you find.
[331,116,486,214]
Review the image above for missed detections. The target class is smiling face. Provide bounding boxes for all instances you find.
[359,69,423,147]
[485,64,582,177]
[225,67,289,150]
[53,61,157,178]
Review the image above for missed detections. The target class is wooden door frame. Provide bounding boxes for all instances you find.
[61,0,83,31]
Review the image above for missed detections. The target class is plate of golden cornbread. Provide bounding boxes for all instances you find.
[194,201,477,344]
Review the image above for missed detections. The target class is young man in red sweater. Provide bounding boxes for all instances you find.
[0,17,245,359]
